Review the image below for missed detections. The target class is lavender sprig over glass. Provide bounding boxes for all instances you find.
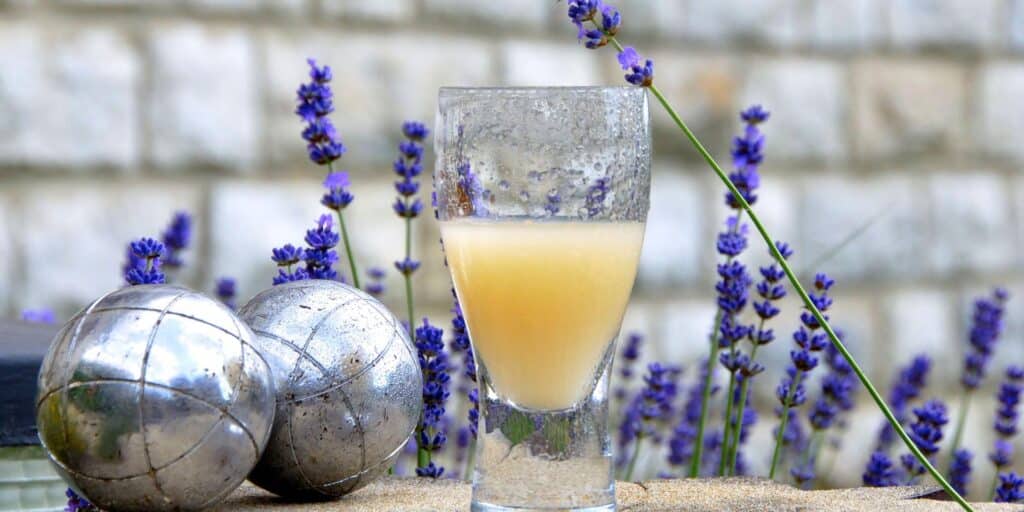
[558,2,974,507]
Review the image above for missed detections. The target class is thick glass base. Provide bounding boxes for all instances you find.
[472,502,616,512]
[470,349,616,512]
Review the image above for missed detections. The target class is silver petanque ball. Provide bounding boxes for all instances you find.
[35,285,276,512]
[238,280,421,499]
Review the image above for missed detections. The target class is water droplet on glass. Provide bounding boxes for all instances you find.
[498,180,511,191]
[519,190,530,201]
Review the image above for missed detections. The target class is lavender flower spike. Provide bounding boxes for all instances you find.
[414,319,449,477]
[160,211,192,270]
[297,58,345,166]
[949,288,1009,469]
[988,365,1023,499]
[900,400,949,484]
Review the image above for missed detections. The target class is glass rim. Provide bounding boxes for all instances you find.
[439,85,643,95]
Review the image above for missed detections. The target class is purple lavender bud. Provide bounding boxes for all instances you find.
[991,439,1014,468]
[402,121,429,141]
[271,244,305,266]
[124,237,166,285]
[863,451,897,487]
[995,472,1023,503]
[22,309,55,324]
[365,267,386,297]
[321,171,354,211]
[215,277,236,310]
[949,449,973,497]
[160,211,191,269]
[65,488,94,512]
[395,257,421,277]
[616,47,654,87]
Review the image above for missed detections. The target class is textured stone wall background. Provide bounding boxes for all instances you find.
[1,0,1022,496]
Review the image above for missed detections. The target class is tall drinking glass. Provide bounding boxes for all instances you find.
[435,87,650,511]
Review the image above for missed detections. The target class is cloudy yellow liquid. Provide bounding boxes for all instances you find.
[441,220,644,410]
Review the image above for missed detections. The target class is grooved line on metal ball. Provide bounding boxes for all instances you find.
[282,297,358,494]
[54,289,118,472]
[282,300,400,404]
[137,291,189,505]
[85,305,273,374]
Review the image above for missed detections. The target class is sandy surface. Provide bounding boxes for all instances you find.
[214,476,1021,511]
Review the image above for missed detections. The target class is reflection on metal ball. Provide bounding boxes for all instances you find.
[239,280,422,499]
[35,285,276,512]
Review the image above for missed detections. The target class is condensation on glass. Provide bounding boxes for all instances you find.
[435,87,651,512]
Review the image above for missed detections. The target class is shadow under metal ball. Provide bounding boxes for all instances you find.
[238,279,422,499]
[35,285,276,512]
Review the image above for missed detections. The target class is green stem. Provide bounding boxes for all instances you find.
[404,215,415,332]
[726,342,761,475]
[325,163,360,288]
[417,441,429,469]
[335,210,361,289]
[988,472,999,501]
[639,77,974,512]
[625,435,643,482]
[769,368,802,479]
[947,389,971,473]
[689,339,718,477]
[718,368,738,476]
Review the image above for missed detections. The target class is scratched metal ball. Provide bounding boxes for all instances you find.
[238,280,422,499]
[35,285,276,512]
